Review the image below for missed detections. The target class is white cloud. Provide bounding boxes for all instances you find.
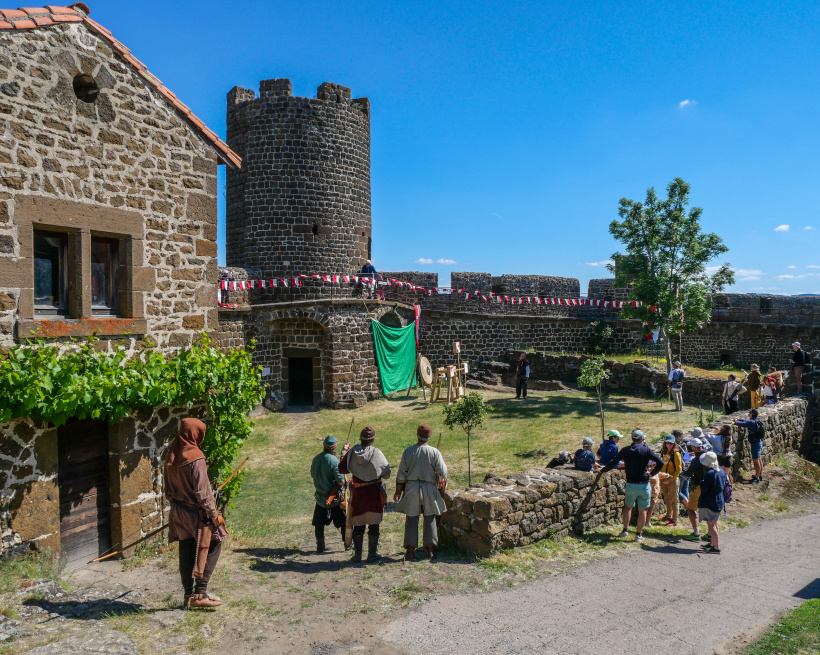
[807,265,820,269]
[585,260,614,267]
[776,274,795,280]
[414,258,434,265]
[804,226,814,230]
[734,268,762,277]
[679,99,697,108]
[436,258,457,265]
[739,276,761,281]
[774,224,790,232]
[787,265,797,269]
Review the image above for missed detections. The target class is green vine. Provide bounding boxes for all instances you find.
[0,335,263,502]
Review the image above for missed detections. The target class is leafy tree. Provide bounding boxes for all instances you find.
[442,392,490,487]
[607,177,734,370]
[586,320,613,355]
[577,357,611,442]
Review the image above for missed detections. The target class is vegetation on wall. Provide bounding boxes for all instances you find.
[0,335,263,500]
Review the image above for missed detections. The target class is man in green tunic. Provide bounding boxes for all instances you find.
[393,425,448,561]
[310,435,346,554]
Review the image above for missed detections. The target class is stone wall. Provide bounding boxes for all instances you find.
[587,278,631,302]
[0,406,205,558]
[451,272,492,293]
[442,398,808,555]
[0,22,219,349]
[499,275,580,297]
[225,79,371,281]
[217,300,414,408]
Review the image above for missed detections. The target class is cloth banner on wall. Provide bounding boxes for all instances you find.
[371,320,417,395]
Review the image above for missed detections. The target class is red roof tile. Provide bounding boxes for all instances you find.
[0,3,241,169]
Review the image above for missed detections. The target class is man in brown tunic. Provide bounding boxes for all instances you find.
[164,418,227,609]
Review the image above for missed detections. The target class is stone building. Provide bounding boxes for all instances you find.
[0,4,240,564]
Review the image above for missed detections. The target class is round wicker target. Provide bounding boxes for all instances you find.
[419,356,434,385]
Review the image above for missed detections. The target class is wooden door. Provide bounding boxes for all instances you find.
[57,420,111,567]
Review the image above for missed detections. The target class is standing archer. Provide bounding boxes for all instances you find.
[310,435,347,553]
[164,418,227,609]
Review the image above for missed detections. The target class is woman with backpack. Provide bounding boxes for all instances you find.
[704,424,733,476]
[697,451,727,554]
[658,435,682,527]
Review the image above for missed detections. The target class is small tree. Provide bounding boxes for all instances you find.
[442,391,490,487]
[578,357,611,442]
[608,177,734,371]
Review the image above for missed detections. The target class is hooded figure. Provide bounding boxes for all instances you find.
[339,427,391,563]
[394,425,448,561]
[164,418,227,609]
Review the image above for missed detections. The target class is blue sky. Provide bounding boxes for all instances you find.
[93,1,819,294]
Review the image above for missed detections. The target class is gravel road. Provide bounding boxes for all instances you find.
[381,513,820,655]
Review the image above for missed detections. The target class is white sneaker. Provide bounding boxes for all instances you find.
[618,530,629,538]
[635,534,645,543]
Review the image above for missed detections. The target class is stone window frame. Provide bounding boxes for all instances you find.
[8,196,150,339]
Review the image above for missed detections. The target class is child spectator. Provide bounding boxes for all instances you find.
[597,430,621,466]
[574,438,596,472]
[704,425,733,475]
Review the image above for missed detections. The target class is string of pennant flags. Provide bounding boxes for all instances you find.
[218,274,642,309]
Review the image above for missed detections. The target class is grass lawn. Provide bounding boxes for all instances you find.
[743,599,820,654]
[227,388,700,546]
[543,350,745,380]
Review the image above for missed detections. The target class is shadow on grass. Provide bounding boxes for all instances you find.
[238,547,410,574]
[22,597,146,620]
[486,393,666,420]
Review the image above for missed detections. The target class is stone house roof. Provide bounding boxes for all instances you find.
[0,3,242,169]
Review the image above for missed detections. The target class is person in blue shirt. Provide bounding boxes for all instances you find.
[696,451,727,554]
[734,408,764,483]
[597,430,621,466]
[574,438,596,472]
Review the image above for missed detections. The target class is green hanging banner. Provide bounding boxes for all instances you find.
[371,320,417,395]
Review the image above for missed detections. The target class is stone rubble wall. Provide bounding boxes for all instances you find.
[442,398,808,555]
[0,405,204,558]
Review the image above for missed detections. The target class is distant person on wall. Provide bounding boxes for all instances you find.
[574,438,596,472]
[360,259,380,299]
[339,427,391,563]
[741,364,762,409]
[598,429,664,543]
[760,375,777,404]
[658,435,682,527]
[721,374,746,415]
[733,409,765,484]
[597,430,621,466]
[681,436,706,542]
[789,342,807,393]
[310,435,347,554]
[515,352,530,399]
[696,451,727,554]
[668,361,685,411]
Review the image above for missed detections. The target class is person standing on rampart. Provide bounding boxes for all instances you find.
[741,364,762,409]
[722,374,746,415]
[789,342,807,393]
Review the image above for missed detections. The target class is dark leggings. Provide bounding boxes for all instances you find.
[178,538,222,595]
[352,524,380,537]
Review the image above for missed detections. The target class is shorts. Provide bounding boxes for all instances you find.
[649,476,660,500]
[750,440,763,460]
[624,482,652,509]
[688,485,702,511]
[717,454,733,468]
[699,507,721,523]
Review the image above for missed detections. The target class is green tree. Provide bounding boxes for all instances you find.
[577,357,611,442]
[442,392,490,487]
[607,177,734,371]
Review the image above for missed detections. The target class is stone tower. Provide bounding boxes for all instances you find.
[225,79,371,278]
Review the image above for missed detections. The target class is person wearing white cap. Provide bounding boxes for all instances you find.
[573,438,596,472]
[696,451,727,554]
[789,342,807,393]
[681,435,706,541]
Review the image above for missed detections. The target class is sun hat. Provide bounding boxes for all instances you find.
[631,429,646,441]
[664,434,676,443]
[582,437,594,446]
[792,342,801,348]
[690,427,704,439]
[323,435,337,448]
[689,438,703,448]
[699,451,719,470]
[607,429,622,439]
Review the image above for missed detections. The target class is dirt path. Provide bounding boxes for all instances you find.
[379,511,820,655]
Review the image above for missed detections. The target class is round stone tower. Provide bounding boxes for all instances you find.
[225,79,371,278]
